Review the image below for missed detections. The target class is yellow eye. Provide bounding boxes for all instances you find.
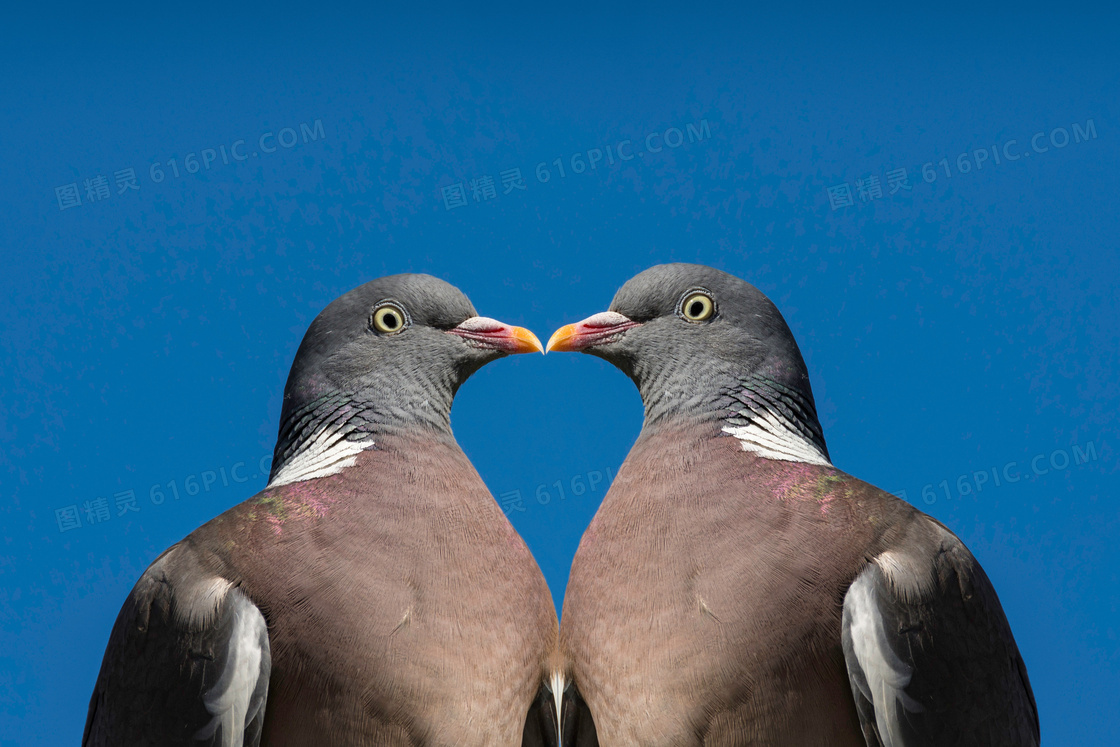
[372,304,407,334]
[680,292,714,322]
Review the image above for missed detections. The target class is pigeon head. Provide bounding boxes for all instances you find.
[547,264,829,460]
[270,274,542,483]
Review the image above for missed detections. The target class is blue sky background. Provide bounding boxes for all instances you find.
[1,3,1117,744]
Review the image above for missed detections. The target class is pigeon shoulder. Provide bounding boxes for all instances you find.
[83,538,270,746]
[833,474,1040,746]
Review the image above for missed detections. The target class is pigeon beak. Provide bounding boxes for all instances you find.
[448,316,544,354]
[546,311,640,353]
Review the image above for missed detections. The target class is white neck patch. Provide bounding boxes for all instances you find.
[267,426,375,488]
[721,406,832,467]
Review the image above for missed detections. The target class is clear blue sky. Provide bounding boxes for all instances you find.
[1,3,1116,744]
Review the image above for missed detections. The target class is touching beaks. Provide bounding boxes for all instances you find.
[448,317,544,354]
[546,311,640,353]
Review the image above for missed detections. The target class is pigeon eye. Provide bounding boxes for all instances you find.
[680,292,715,322]
[371,304,407,334]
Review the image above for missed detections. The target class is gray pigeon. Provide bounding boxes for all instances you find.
[83,274,563,747]
[548,264,1039,746]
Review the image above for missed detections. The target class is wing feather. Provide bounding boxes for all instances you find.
[841,518,1039,747]
[83,545,271,747]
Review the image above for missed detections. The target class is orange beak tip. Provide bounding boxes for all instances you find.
[512,326,545,355]
[545,324,578,354]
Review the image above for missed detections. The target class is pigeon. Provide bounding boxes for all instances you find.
[547,263,1039,746]
[83,273,563,747]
